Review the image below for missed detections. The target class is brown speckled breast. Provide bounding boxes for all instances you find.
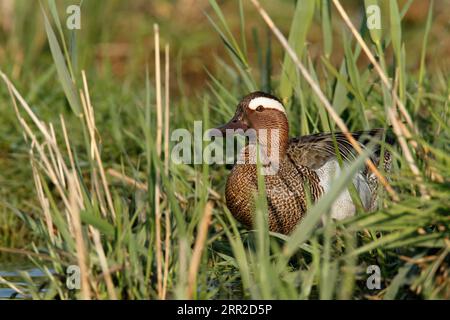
[225,156,322,234]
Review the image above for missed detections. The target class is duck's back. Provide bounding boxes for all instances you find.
[286,129,394,215]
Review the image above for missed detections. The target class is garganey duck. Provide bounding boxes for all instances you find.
[215,91,393,234]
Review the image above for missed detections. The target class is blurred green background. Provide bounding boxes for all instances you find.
[1,0,448,88]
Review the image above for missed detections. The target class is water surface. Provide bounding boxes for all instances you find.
[0,257,47,299]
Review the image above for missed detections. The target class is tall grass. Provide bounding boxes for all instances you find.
[0,0,449,299]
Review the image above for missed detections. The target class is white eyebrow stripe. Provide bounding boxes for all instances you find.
[248,97,286,114]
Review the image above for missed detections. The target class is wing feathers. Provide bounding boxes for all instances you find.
[287,128,394,170]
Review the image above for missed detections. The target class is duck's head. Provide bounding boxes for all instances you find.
[216,91,290,155]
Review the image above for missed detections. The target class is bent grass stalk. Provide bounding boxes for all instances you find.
[331,0,428,198]
[249,0,399,202]
[67,172,91,300]
[80,71,118,219]
[90,226,117,300]
[186,201,214,299]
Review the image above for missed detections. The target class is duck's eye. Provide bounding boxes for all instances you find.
[256,105,264,112]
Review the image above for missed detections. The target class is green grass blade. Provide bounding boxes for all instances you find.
[414,0,434,114]
[279,0,316,100]
[41,7,81,115]
[364,0,382,45]
[321,0,333,58]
